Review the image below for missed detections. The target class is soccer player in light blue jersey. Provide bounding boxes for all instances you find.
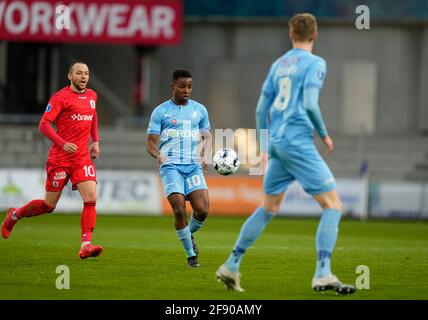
[216,14,356,294]
[146,70,212,268]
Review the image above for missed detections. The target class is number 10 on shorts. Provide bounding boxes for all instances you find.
[186,174,202,189]
[83,165,95,177]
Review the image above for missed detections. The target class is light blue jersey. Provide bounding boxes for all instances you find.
[147,99,211,165]
[147,99,211,197]
[257,48,336,195]
[258,48,328,147]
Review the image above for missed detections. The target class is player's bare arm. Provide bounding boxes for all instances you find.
[200,130,212,174]
[63,142,78,153]
[90,142,100,159]
[146,134,166,166]
[322,135,334,154]
[258,152,269,176]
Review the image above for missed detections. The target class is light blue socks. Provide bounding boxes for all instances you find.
[189,214,205,234]
[225,207,274,272]
[315,208,341,278]
[176,226,196,258]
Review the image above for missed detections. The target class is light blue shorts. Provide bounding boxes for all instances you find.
[159,164,208,198]
[264,142,336,196]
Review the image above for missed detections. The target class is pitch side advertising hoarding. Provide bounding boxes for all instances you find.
[0,0,182,45]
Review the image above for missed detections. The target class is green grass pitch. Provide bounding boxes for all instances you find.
[0,213,427,300]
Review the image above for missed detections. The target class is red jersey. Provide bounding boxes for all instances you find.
[41,86,98,165]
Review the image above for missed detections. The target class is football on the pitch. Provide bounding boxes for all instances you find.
[212,148,240,175]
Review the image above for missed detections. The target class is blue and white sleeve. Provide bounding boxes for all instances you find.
[199,106,211,131]
[304,59,328,138]
[147,107,162,135]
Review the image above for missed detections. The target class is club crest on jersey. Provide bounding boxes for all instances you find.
[172,119,177,124]
[89,100,96,109]
[45,104,52,112]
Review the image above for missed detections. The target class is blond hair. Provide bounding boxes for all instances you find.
[289,13,318,42]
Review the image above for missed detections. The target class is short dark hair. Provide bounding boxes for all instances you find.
[69,61,87,73]
[289,13,317,42]
[172,69,192,81]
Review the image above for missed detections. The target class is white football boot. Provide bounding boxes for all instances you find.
[312,274,356,295]
[216,264,245,292]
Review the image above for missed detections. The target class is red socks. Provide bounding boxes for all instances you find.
[81,202,97,243]
[14,199,97,244]
[15,199,55,219]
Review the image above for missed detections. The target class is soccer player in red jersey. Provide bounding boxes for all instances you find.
[1,62,103,259]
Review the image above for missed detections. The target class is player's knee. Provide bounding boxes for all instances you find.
[320,198,342,211]
[171,205,186,219]
[264,203,280,214]
[43,201,56,213]
[262,199,281,214]
[193,209,208,221]
[173,207,187,229]
[82,194,97,203]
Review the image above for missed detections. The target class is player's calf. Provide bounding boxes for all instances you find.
[2,201,55,239]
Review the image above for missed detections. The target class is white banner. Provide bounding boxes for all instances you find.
[277,178,368,218]
[369,182,428,219]
[0,169,161,215]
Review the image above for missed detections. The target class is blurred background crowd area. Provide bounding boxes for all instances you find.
[1,0,428,218]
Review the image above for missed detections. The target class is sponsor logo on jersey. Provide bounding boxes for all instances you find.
[90,100,96,109]
[277,65,298,78]
[71,114,93,121]
[166,129,200,139]
[45,104,52,112]
[54,171,67,181]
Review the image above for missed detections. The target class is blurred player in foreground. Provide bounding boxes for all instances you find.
[217,13,356,294]
[2,62,103,259]
[146,70,212,267]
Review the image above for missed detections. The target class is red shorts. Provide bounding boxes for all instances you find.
[45,159,97,192]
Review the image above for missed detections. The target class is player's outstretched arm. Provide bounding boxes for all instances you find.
[146,134,165,166]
